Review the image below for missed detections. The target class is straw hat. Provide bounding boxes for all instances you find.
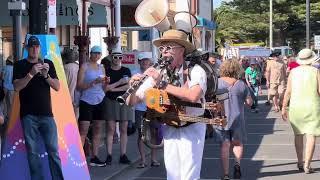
[296,49,319,65]
[153,29,195,54]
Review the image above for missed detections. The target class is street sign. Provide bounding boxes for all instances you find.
[48,0,56,28]
[122,54,135,64]
[315,35,320,50]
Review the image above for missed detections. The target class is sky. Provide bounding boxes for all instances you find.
[213,0,232,9]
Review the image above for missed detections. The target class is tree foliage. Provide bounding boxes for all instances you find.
[214,0,320,52]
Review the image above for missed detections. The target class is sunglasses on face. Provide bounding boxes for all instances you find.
[113,56,123,60]
[158,45,182,52]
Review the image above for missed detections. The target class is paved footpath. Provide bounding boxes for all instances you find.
[91,92,320,180]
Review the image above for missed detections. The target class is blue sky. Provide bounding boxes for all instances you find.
[213,0,232,9]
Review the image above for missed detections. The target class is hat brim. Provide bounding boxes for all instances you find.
[153,38,195,55]
[296,53,319,65]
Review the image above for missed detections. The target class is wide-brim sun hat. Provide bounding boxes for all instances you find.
[153,29,195,54]
[296,49,319,65]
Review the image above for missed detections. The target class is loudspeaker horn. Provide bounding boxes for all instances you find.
[135,0,171,32]
[174,11,197,33]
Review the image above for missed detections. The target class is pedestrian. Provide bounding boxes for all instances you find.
[215,59,253,180]
[128,29,207,180]
[2,55,14,120]
[104,51,133,165]
[245,59,261,113]
[208,53,221,76]
[77,45,110,167]
[0,105,5,161]
[286,56,299,75]
[265,52,286,112]
[132,53,160,168]
[282,49,320,174]
[62,48,79,118]
[13,35,64,179]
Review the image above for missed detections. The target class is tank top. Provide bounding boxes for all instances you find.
[80,63,105,105]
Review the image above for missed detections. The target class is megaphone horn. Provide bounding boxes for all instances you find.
[174,11,197,34]
[135,0,171,32]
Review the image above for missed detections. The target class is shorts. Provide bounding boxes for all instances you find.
[135,110,145,129]
[214,126,246,144]
[78,98,106,121]
[105,98,134,121]
[269,83,285,96]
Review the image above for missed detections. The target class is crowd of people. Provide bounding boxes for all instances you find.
[0,33,319,180]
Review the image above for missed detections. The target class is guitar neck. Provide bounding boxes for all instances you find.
[178,114,219,125]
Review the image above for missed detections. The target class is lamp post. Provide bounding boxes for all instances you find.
[269,0,273,49]
[306,0,310,48]
[8,0,25,62]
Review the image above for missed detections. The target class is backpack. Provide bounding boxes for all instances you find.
[186,51,219,102]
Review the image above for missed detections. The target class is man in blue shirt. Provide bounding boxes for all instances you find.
[245,59,261,113]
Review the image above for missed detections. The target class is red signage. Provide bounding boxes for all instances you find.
[48,0,56,6]
[122,54,135,64]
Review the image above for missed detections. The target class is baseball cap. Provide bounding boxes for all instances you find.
[269,52,281,57]
[250,59,257,65]
[90,45,102,53]
[137,52,152,61]
[27,36,40,47]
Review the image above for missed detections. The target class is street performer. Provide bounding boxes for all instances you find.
[127,29,207,180]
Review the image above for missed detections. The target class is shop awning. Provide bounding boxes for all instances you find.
[197,17,216,30]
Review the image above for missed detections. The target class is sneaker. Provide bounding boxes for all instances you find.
[105,154,112,165]
[297,163,304,172]
[233,163,242,179]
[265,101,271,106]
[221,175,230,180]
[90,156,106,167]
[119,154,131,164]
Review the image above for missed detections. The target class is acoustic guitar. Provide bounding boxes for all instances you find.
[145,88,227,128]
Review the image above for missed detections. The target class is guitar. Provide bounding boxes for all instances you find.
[145,88,227,128]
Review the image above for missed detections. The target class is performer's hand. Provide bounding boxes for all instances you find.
[144,67,160,83]
[30,63,43,76]
[129,74,143,86]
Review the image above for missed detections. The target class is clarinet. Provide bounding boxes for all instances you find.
[116,57,171,105]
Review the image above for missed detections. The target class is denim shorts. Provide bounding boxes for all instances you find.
[214,126,246,144]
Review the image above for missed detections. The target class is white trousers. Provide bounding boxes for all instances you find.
[163,123,206,180]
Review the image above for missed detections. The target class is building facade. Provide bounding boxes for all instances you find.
[0,0,216,69]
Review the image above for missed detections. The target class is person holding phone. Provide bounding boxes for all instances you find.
[77,46,111,167]
[13,36,64,180]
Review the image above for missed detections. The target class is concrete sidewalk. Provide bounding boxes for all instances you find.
[90,91,320,180]
[89,132,154,180]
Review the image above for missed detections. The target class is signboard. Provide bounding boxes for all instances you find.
[0,0,107,26]
[0,35,90,180]
[48,0,56,6]
[315,35,320,50]
[48,0,57,28]
[122,53,135,64]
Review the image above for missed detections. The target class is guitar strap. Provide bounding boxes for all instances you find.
[173,62,206,109]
